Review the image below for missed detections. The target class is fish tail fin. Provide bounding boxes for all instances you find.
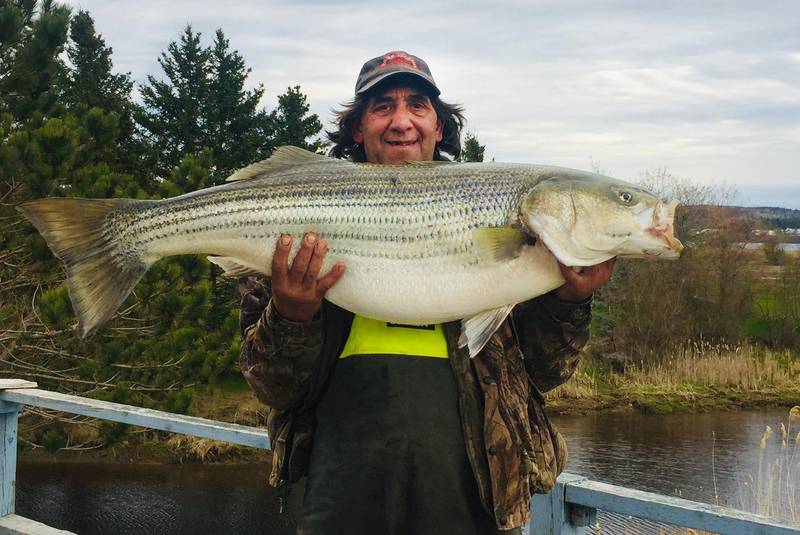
[18,197,150,337]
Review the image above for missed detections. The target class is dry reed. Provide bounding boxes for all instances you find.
[165,434,246,462]
[548,341,798,403]
[616,342,799,393]
[546,366,600,400]
[737,406,800,526]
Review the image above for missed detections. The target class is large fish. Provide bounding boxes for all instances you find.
[19,146,683,356]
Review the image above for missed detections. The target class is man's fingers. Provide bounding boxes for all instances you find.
[288,233,317,285]
[271,234,292,288]
[558,258,616,294]
[315,263,346,298]
[589,258,616,284]
[558,262,583,286]
[303,239,328,288]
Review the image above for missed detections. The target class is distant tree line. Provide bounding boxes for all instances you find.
[761,216,800,230]
[595,168,800,359]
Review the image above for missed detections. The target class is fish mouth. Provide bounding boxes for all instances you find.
[645,200,684,255]
[646,225,684,254]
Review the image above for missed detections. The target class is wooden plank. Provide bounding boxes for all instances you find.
[0,514,75,534]
[566,478,800,535]
[0,407,20,517]
[0,389,270,450]
[0,382,36,391]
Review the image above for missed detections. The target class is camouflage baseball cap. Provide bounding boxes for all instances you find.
[355,51,440,96]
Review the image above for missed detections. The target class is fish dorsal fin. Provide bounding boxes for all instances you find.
[458,304,516,358]
[472,226,528,262]
[207,256,268,278]
[269,146,331,164]
[226,146,340,182]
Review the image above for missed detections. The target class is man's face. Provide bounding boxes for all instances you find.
[354,86,443,164]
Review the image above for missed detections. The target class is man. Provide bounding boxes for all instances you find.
[239,51,614,534]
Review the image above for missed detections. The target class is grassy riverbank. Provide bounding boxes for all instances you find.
[547,342,800,415]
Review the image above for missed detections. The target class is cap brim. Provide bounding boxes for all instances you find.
[356,70,440,96]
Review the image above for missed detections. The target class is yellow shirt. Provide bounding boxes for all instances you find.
[339,314,448,359]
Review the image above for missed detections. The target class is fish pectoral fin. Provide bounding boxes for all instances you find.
[458,304,516,358]
[225,146,345,182]
[472,226,528,262]
[207,256,267,278]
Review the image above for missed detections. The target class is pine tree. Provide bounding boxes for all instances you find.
[1,1,73,199]
[0,0,70,123]
[460,132,485,162]
[268,85,324,152]
[63,11,131,111]
[63,11,133,128]
[61,10,147,183]
[205,29,272,182]
[2,15,325,424]
[137,26,276,185]
[136,25,211,180]
[0,3,154,411]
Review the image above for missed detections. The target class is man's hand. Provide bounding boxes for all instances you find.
[271,233,345,322]
[553,258,616,303]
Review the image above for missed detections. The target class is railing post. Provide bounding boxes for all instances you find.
[0,400,22,517]
[530,473,597,535]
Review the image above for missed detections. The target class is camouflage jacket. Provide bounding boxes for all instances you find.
[239,278,591,530]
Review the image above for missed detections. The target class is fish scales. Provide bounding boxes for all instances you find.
[119,163,536,264]
[96,162,548,328]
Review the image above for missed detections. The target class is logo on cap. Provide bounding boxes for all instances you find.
[355,50,439,96]
[379,51,418,70]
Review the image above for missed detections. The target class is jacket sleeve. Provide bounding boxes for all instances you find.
[512,292,592,393]
[238,277,324,411]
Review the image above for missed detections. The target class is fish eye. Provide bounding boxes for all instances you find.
[619,191,634,204]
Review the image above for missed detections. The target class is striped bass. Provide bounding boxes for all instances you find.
[19,146,683,356]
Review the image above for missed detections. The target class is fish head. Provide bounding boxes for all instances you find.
[520,172,684,266]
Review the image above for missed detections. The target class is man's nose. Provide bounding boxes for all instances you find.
[388,107,414,131]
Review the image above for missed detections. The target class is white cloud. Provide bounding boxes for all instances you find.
[64,0,800,208]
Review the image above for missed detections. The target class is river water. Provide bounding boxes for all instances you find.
[16,408,799,534]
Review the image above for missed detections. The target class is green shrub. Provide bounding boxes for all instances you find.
[41,429,67,452]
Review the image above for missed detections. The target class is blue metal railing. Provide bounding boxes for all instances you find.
[0,380,797,534]
[531,473,800,534]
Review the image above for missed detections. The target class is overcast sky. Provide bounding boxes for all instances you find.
[64,0,800,209]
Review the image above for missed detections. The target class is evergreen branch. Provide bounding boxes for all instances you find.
[107,355,188,370]
[0,365,187,392]
[22,406,100,427]
[0,179,23,202]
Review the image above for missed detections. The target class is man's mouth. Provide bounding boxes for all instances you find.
[385,140,418,146]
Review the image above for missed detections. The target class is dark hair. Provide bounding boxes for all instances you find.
[327,76,466,162]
